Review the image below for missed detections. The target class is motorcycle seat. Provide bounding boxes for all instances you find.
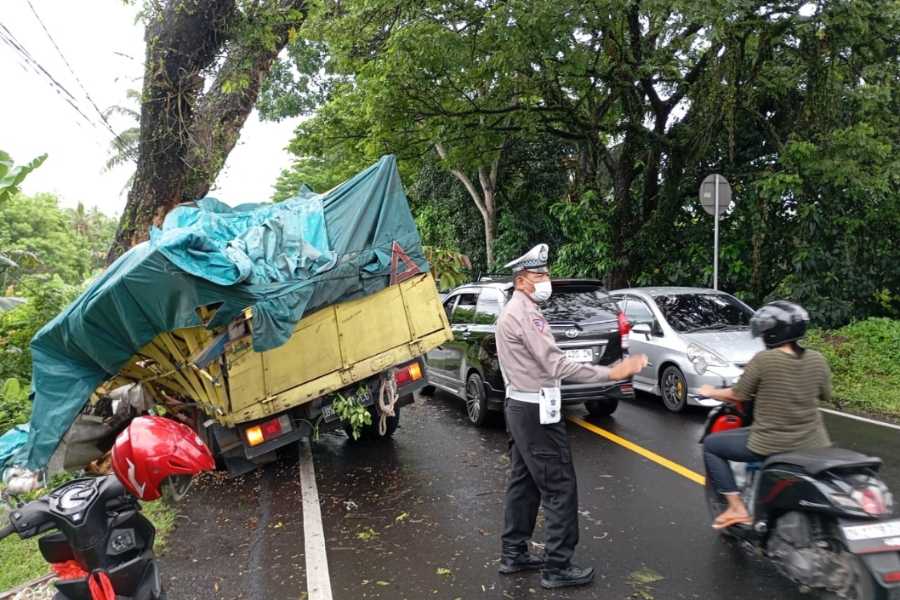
[763,447,881,476]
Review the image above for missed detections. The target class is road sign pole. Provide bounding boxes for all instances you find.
[713,174,719,290]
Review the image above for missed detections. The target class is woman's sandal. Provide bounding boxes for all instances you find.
[712,514,752,530]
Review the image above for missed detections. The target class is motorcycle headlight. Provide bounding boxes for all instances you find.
[687,344,727,375]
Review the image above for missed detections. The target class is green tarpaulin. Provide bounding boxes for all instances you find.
[12,156,427,470]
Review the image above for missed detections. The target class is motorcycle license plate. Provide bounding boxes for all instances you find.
[841,519,900,542]
[565,348,593,363]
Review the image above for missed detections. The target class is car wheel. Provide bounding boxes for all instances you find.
[660,365,688,412]
[420,384,436,396]
[464,372,489,427]
[585,398,619,418]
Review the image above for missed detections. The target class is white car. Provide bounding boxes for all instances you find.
[609,287,765,412]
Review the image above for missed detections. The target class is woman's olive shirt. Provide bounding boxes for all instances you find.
[733,348,832,456]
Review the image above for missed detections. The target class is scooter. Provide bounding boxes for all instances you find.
[0,474,164,600]
[700,401,900,599]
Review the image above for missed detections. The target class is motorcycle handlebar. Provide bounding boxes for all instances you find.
[0,522,16,541]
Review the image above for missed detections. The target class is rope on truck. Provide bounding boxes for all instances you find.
[377,371,399,436]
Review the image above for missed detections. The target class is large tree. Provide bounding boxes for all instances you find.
[107,0,307,262]
[263,0,530,268]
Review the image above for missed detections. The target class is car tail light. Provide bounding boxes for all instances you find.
[618,312,631,336]
[244,415,291,447]
[851,485,891,516]
[619,382,633,394]
[394,361,423,387]
[884,572,900,583]
[618,313,631,350]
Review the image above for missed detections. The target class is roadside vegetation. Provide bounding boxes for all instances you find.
[807,318,900,420]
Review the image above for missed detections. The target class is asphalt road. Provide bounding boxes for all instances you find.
[159,392,900,599]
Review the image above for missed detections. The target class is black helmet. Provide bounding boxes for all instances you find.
[750,301,809,349]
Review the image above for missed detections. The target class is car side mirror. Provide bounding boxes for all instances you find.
[631,323,652,338]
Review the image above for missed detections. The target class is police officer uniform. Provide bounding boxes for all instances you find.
[495,244,613,588]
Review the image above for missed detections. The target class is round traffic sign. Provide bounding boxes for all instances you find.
[699,174,733,216]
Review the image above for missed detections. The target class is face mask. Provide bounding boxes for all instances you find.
[532,280,552,303]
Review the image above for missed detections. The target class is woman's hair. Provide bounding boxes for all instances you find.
[789,341,806,356]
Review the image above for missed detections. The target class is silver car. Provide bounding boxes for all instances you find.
[609,287,764,412]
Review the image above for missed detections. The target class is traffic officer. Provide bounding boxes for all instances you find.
[495,244,648,589]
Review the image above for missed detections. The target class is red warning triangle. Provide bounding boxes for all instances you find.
[390,241,422,285]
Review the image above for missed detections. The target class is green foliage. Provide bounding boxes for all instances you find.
[260,0,899,329]
[423,247,471,291]
[0,194,116,291]
[0,377,30,434]
[332,389,372,440]
[0,276,79,386]
[0,150,46,205]
[806,319,900,417]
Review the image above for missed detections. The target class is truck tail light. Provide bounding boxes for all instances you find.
[244,415,291,447]
[394,361,423,387]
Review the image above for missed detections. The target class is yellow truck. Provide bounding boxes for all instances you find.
[100,272,451,473]
[14,156,452,478]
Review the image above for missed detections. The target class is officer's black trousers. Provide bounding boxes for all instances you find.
[502,398,578,569]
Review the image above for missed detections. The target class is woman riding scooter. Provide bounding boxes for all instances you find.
[699,300,832,529]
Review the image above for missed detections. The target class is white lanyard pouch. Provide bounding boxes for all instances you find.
[539,383,561,425]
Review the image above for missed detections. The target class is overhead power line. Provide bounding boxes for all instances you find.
[0,20,135,161]
[24,0,136,161]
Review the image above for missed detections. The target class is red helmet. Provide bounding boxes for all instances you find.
[111,416,215,501]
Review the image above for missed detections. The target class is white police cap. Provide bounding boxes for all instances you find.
[504,243,550,274]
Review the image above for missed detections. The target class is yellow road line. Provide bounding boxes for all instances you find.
[568,416,706,486]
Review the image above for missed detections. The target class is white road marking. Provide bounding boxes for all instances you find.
[299,440,333,600]
[819,408,900,432]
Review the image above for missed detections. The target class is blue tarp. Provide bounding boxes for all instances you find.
[0,425,28,471]
[14,156,427,470]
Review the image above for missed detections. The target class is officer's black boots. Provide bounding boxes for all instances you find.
[540,564,595,589]
[498,553,545,574]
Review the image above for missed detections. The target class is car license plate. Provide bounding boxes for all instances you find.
[565,348,593,363]
[842,519,900,542]
[321,403,337,422]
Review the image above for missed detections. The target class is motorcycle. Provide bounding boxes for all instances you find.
[1,415,214,600]
[0,475,163,600]
[700,400,900,599]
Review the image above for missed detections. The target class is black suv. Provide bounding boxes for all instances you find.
[424,278,635,426]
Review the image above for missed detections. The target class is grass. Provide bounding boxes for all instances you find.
[0,484,178,592]
[806,318,900,419]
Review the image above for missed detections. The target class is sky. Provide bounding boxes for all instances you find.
[1,1,301,217]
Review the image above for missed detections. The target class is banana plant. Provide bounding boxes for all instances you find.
[0,150,47,205]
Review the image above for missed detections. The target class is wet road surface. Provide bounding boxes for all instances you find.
[160,392,900,599]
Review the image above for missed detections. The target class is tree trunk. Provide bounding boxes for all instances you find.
[434,143,501,271]
[106,0,306,263]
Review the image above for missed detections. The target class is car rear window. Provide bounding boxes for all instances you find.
[540,286,619,322]
[653,293,753,332]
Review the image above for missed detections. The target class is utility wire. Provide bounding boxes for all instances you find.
[0,23,125,154]
[23,0,137,161]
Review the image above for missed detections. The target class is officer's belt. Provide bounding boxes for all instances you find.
[506,387,541,404]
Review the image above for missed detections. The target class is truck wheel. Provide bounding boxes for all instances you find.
[585,398,618,418]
